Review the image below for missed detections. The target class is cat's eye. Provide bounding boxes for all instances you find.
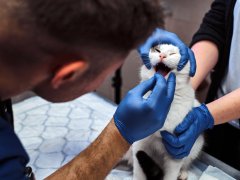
[170,53,176,55]
[154,49,161,53]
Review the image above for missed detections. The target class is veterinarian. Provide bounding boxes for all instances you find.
[153,0,239,170]
[0,0,197,179]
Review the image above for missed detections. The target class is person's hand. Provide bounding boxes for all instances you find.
[161,104,214,159]
[138,28,196,77]
[114,73,176,144]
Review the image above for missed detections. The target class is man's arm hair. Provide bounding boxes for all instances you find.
[46,119,130,180]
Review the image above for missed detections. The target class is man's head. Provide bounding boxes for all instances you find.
[0,0,164,102]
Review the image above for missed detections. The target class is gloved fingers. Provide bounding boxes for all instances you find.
[160,131,182,148]
[177,125,196,146]
[166,73,176,101]
[162,126,196,149]
[138,30,160,70]
[156,28,181,45]
[162,136,190,159]
[148,73,167,104]
[177,48,196,76]
[139,29,161,53]
[198,104,215,129]
[188,48,196,77]
[174,151,189,159]
[177,43,189,72]
[151,28,162,45]
[171,125,199,157]
[140,53,152,69]
[162,138,185,157]
[132,75,156,97]
[174,112,195,134]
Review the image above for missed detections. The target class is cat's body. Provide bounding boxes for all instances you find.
[125,44,204,180]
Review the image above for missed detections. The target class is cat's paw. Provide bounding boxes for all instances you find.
[178,170,188,180]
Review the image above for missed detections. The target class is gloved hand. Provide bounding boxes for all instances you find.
[161,104,214,159]
[114,73,176,144]
[138,28,196,77]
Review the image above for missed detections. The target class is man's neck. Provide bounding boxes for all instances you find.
[0,61,31,101]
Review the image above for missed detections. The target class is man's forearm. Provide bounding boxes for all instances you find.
[191,40,219,90]
[207,88,240,125]
[46,119,130,180]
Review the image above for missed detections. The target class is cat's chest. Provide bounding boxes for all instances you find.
[161,90,194,133]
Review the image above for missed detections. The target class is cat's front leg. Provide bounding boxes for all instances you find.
[163,158,184,180]
[178,168,188,180]
[132,151,147,180]
[132,141,151,180]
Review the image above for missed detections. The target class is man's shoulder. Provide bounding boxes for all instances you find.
[0,105,30,179]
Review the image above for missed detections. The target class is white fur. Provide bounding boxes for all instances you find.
[126,44,204,180]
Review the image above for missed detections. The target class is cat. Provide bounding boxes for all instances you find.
[123,44,204,180]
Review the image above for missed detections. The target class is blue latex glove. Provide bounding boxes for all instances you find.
[138,28,196,77]
[161,104,214,159]
[114,73,176,144]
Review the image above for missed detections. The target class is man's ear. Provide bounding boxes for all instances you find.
[51,61,88,89]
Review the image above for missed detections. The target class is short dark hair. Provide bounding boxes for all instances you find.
[27,0,164,50]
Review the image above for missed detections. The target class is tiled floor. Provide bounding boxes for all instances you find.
[13,93,238,180]
[13,93,119,179]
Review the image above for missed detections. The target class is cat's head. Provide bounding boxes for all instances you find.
[150,44,182,76]
[140,44,190,81]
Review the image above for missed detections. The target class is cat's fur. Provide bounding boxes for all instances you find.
[124,44,204,180]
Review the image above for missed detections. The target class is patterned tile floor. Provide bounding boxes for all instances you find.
[13,93,238,180]
[13,93,118,179]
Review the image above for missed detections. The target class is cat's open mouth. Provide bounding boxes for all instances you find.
[154,62,171,76]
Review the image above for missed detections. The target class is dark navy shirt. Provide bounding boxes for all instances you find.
[0,100,30,180]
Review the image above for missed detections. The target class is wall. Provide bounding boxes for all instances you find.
[96,0,214,103]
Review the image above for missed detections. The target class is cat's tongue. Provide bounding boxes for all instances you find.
[154,63,171,77]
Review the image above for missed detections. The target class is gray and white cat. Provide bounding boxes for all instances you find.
[124,44,204,180]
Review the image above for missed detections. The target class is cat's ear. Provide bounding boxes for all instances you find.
[51,60,89,89]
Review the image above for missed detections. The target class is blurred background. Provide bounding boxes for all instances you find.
[96,0,213,103]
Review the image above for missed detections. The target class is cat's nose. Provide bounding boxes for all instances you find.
[159,53,166,61]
